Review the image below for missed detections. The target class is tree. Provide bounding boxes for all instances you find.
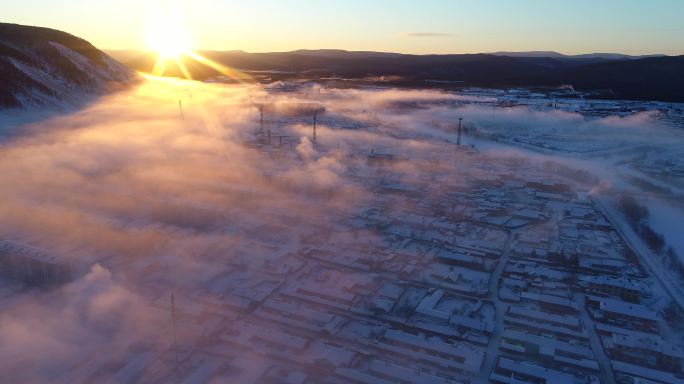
[639,223,665,253]
[619,194,649,225]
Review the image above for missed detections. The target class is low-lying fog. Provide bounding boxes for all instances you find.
[1,76,683,381]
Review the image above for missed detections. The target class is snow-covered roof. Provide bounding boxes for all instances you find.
[598,299,659,321]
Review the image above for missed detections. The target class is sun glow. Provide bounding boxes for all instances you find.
[144,6,250,82]
[146,11,191,60]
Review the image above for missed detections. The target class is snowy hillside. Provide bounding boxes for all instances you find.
[0,23,137,109]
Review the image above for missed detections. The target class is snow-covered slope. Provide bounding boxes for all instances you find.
[0,23,137,109]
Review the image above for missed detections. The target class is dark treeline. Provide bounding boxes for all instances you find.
[618,194,683,279]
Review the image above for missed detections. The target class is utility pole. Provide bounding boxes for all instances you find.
[313,111,318,144]
[178,100,184,120]
[171,288,178,364]
[259,105,264,139]
[457,117,463,146]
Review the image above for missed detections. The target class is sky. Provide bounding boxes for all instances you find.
[3,0,684,55]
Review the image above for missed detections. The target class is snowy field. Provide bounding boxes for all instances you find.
[1,76,684,383]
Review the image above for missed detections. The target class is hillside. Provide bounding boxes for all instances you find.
[540,55,684,102]
[0,23,137,109]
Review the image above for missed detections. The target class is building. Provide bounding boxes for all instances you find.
[580,275,650,303]
[0,240,73,286]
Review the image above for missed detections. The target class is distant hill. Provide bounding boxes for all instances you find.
[109,49,572,83]
[290,49,405,59]
[107,48,684,102]
[537,55,684,102]
[0,23,137,109]
[490,51,665,60]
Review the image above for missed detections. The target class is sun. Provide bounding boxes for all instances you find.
[142,6,250,82]
[146,11,191,60]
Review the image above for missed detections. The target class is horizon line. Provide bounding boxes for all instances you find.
[101,47,682,57]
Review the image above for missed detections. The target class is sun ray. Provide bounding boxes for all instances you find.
[152,57,168,77]
[175,57,193,80]
[185,51,252,83]
[143,8,252,82]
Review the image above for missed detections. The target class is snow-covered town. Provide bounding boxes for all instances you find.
[1,74,684,383]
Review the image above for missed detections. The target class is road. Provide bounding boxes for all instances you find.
[475,230,516,383]
[576,292,616,384]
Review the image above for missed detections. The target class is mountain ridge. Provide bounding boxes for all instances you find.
[107,49,684,102]
[489,51,666,60]
[0,23,137,109]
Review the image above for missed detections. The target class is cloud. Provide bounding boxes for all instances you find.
[0,265,158,383]
[403,32,455,38]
